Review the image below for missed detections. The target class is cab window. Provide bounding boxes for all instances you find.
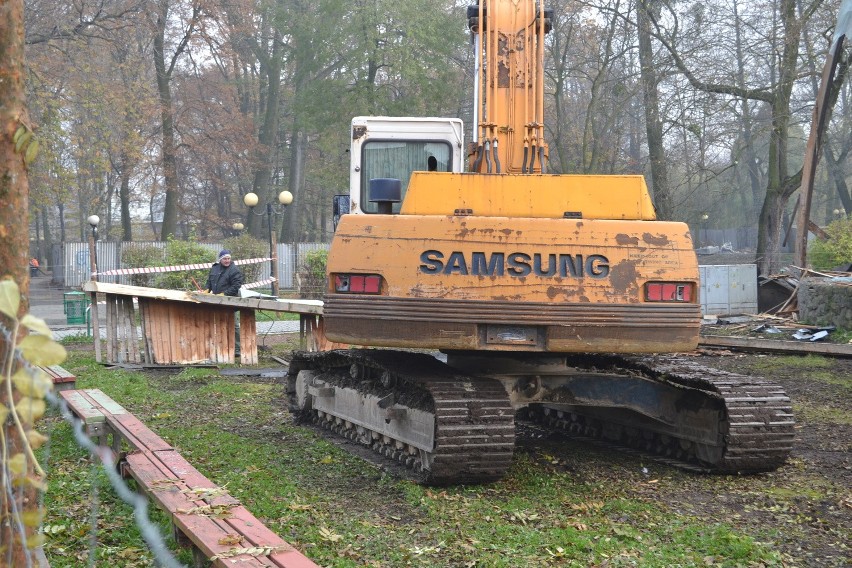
[361,140,452,213]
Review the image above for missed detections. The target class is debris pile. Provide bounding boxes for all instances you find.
[758,266,852,316]
[703,314,841,343]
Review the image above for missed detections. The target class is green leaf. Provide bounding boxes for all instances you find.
[21,314,52,337]
[15,397,46,424]
[18,335,67,365]
[24,138,40,164]
[12,125,27,145]
[12,368,53,398]
[0,280,21,319]
[7,453,27,476]
[14,130,32,153]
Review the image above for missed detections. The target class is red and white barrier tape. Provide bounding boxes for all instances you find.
[96,257,272,277]
[242,278,277,289]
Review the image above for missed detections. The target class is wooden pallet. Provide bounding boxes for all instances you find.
[39,365,76,391]
[59,389,319,568]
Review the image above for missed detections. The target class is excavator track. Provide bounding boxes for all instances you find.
[287,350,515,485]
[524,354,795,474]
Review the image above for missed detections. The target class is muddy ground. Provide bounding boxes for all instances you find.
[269,338,852,567]
[79,335,851,566]
[509,347,852,567]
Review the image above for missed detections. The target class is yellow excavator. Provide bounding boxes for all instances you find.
[288,0,793,484]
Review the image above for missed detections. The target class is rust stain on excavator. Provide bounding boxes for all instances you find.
[615,234,640,246]
[456,225,521,241]
[609,260,640,295]
[545,284,584,301]
[642,232,670,246]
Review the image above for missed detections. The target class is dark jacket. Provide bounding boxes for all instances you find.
[206,262,244,296]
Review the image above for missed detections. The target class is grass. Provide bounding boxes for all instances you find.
[39,350,788,567]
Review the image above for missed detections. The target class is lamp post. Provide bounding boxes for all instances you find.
[87,214,100,281]
[243,190,293,297]
[700,213,709,247]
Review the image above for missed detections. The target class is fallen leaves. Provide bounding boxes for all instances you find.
[318,526,343,543]
[209,544,294,560]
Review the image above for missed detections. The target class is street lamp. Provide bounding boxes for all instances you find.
[243,190,293,297]
[232,222,244,231]
[700,213,709,246]
[87,215,100,281]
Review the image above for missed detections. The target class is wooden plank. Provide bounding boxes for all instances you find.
[90,290,102,363]
[84,389,128,415]
[117,296,128,363]
[168,302,182,363]
[82,282,324,315]
[81,281,327,366]
[128,296,141,363]
[109,413,173,452]
[75,389,173,453]
[89,394,320,567]
[154,450,239,507]
[172,513,277,568]
[41,365,76,382]
[138,298,152,364]
[120,296,132,363]
[224,507,320,568]
[189,305,200,363]
[105,295,116,364]
[125,452,279,567]
[59,390,107,444]
[152,301,171,364]
[240,309,257,365]
[59,391,105,425]
[700,335,852,357]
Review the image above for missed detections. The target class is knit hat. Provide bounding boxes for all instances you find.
[218,249,231,260]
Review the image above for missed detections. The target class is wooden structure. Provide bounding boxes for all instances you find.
[82,282,323,365]
[60,388,319,567]
[39,365,76,391]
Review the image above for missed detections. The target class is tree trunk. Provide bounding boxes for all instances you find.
[824,143,852,213]
[284,125,307,243]
[119,151,133,241]
[40,207,51,271]
[247,0,285,239]
[154,2,180,241]
[756,0,801,275]
[0,0,38,563]
[733,0,764,218]
[636,0,672,219]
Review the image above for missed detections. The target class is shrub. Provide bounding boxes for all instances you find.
[222,234,268,285]
[808,216,852,271]
[299,249,328,299]
[158,236,216,291]
[120,244,164,287]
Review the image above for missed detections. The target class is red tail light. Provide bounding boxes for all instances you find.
[334,274,383,294]
[645,282,693,302]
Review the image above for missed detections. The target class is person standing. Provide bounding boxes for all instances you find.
[206,249,243,296]
[206,249,244,356]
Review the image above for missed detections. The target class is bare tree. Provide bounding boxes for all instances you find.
[648,0,838,274]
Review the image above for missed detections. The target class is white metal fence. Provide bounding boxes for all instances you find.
[56,241,330,290]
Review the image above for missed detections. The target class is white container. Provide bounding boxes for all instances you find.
[699,264,758,316]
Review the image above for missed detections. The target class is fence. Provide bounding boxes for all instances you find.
[55,241,330,291]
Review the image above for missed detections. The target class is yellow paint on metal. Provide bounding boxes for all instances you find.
[400,172,657,220]
[328,214,696,304]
